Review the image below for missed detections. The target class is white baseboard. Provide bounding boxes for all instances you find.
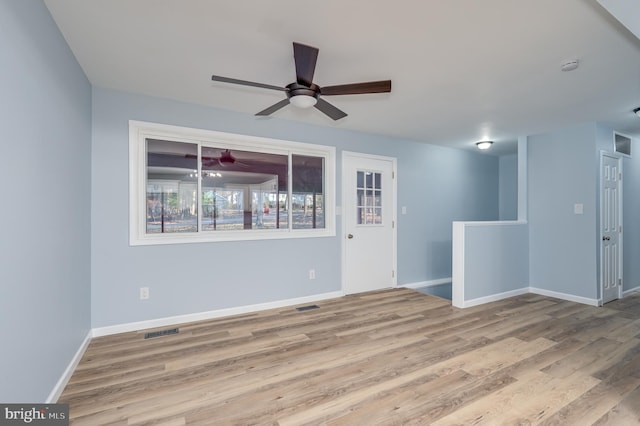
[623,286,640,297]
[92,290,344,337]
[455,286,601,309]
[528,287,599,307]
[400,278,452,290]
[456,288,529,308]
[46,330,92,403]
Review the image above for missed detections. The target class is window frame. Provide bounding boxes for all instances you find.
[129,120,335,246]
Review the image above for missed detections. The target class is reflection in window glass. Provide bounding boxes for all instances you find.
[140,133,330,240]
[132,122,336,245]
[356,170,382,225]
[292,155,325,229]
[146,139,198,233]
[200,147,288,231]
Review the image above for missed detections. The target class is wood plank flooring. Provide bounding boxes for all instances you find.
[59,289,640,425]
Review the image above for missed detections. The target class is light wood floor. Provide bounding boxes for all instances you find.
[60,289,640,425]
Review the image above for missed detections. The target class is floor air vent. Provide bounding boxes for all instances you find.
[296,304,320,312]
[144,328,179,339]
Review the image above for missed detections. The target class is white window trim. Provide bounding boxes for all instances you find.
[129,120,335,246]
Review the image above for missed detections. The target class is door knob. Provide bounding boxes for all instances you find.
[602,236,610,241]
[347,234,354,239]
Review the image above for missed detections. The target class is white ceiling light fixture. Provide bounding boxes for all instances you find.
[476,141,494,150]
[289,94,317,109]
[561,59,579,72]
[634,107,640,118]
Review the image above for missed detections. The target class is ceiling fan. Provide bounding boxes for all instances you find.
[211,42,392,120]
[186,149,249,168]
[204,149,248,168]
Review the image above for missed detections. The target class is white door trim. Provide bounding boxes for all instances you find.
[599,151,623,305]
[341,151,398,294]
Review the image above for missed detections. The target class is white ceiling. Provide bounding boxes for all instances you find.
[44,0,640,155]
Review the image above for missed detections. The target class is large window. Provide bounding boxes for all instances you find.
[130,121,335,245]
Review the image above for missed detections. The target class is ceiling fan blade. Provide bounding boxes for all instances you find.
[321,80,392,96]
[218,159,249,168]
[293,42,319,87]
[256,98,290,116]
[314,98,347,121]
[211,75,286,92]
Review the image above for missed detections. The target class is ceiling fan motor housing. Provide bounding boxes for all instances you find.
[286,82,319,100]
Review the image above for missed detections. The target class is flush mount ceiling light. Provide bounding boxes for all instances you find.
[289,94,318,108]
[561,59,579,72]
[476,141,494,150]
[634,107,640,118]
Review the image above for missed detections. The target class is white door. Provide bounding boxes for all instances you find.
[342,152,396,294]
[601,153,622,304]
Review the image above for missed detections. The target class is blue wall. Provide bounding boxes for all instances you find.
[623,143,640,292]
[457,222,528,303]
[91,88,500,328]
[499,154,518,220]
[528,123,599,300]
[0,1,92,402]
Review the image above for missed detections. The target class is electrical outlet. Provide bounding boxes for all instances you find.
[140,287,150,300]
[309,269,316,280]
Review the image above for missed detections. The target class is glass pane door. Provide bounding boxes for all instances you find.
[356,170,382,225]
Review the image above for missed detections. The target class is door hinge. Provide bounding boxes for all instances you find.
[392,220,395,229]
[392,270,395,278]
[619,278,622,286]
[392,171,395,179]
[620,225,622,233]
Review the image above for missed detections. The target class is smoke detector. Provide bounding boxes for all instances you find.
[561,60,579,72]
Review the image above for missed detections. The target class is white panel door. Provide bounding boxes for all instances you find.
[601,153,622,304]
[343,152,396,294]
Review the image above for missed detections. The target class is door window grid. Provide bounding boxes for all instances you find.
[356,170,382,225]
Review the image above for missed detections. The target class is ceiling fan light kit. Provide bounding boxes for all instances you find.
[289,95,317,108]
[211,42,391,120]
